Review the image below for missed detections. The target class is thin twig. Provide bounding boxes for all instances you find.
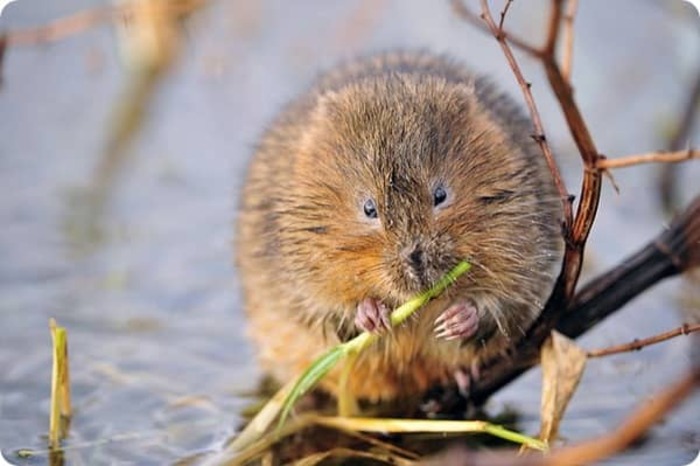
[597,149,700,170]
[587,323,700,358]
[454,0,683,410]
[471,194,700,404]
[534,1,602,302]
[561,0,579,83]
[543,0,564,56]
[477,0,573,230]
[479,0,600,301]
[498,0,515,31]
[449,0,541,56]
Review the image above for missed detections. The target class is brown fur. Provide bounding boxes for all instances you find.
[236,51,563,403]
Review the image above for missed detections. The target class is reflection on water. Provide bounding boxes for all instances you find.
[0,0,698,464]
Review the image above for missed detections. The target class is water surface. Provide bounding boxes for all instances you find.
[1,0,699,464]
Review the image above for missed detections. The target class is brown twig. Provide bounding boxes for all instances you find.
[438,2,697,462]
[562,194,700,333]
[479,0,602,327]
[498,0,515,31]
[597,149,700,170]
[479,0,602,302]
[449,0,540,56]
[587,323,700,358]
[470,194,700,404]
[477,0,573,231]
[561,0,579,83]
[456,0,698,411]
[537,64,601,295]
[454,0,606,405]
[542,0,563,56]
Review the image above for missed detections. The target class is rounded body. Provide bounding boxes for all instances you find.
[236,51,563,403]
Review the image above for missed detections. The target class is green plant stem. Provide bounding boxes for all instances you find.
[312,417,547,451]
[278,261,472,428]
[342,260,472,354]
[483,423,548,451]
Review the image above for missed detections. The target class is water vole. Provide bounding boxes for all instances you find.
[236,51,563,404]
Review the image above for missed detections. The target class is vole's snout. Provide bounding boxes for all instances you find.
[405,244,425,275]
[395,234,459,294]
[399,241,432,290]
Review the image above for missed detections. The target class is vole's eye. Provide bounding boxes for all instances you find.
[363,198,378,219]
[433,185,448,207]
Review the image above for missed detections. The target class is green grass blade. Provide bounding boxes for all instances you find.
[483,424,548,451]
[278,346,346,429]
[277,260,471,430]
[311,416,547,451]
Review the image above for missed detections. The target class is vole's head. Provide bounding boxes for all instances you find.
[284,72,560,311]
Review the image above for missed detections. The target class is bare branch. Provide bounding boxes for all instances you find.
[461,0,607,407]
[598,149,700,170]
[498,0,515,31]
[475,0,603,307]
[441,3,699,463]
[471,194,700,404]
[537,7,602,303]
[586,323,700,358]
[477,0,573,230]
[449,0,541,56]
[543,0,564,56]
[561,0,579,83]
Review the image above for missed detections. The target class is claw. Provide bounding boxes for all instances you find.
[434,301,479,341]
[355,297,391,334]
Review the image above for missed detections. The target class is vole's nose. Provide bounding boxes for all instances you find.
[409,247,424,269]
[403,243,425,275]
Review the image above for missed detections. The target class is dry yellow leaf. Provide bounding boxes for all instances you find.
[539,330,587,444]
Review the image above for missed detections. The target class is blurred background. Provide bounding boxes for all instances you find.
[0,0,699,464]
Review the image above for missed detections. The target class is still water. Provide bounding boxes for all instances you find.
[1,0,699,464]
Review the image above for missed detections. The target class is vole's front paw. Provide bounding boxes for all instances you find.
[434,301,479,341]
[355,297,391,334]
